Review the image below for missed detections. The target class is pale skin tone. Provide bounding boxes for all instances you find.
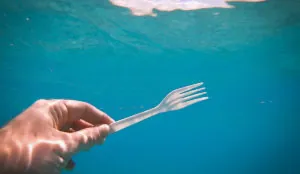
[0,99,115,174]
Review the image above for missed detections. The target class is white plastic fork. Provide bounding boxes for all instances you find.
[108,82,209,134]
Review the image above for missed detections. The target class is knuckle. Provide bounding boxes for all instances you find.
[48,100,69,118]
[34,99,49,106]
[55,100,68,114]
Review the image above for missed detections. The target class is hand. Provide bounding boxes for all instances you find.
[0,99,115,174]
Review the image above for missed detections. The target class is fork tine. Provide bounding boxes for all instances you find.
[182,96,209,108]
[180,87,206,98]
[182,92,207,102]
[175,82,203,94]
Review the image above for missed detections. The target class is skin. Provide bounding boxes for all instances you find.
[0,99,115,174]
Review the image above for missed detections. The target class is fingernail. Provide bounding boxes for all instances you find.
[65,159,75,170]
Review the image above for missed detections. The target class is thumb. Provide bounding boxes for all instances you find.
[69,124,110,153]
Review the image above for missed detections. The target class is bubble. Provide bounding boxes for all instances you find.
[109,0,265,16]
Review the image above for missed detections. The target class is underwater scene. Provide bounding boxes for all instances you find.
[0,0,299,174]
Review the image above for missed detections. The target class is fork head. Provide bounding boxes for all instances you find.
[157,82,208,112]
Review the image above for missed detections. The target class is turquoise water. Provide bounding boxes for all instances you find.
[1,0,300,174]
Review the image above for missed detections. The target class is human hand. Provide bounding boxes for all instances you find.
[0,99,114,174]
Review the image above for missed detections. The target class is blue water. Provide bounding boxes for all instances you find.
[1,0,300,174]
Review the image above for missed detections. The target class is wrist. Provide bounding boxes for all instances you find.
[0,128,26,174]
[0,143,13,174]
[0,129,12,173]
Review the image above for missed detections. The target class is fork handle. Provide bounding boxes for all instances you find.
[108,106,161,134]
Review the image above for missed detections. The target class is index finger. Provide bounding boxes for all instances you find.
[60,99,115,126]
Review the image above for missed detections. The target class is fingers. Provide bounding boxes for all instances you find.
[62,100,115,125]
[71,119,94,131]
[44,99,115,129]
[62,119,94,132]
[68,124,110,154]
